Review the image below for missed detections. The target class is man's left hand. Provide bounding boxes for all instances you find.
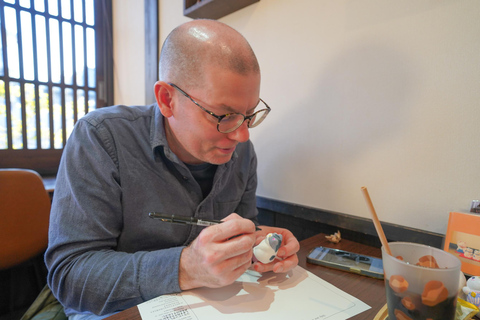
[252,226,299,273]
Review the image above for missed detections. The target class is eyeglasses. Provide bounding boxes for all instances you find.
[168,82,271,133]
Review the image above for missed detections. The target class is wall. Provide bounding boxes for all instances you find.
[113,0,146,106]
[155,0,480,235]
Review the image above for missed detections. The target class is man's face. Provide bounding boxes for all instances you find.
[165,67,261,165]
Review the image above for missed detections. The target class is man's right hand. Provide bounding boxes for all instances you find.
[178,213,257,290]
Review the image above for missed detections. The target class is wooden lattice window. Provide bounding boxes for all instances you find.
[0,0,113,174]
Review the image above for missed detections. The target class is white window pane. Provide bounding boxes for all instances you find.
[65,88,74,139]
[20,11,35,81]
[39,85,50,149]
[85,0,94,26]
[77,89,85,118]
[0,14,4,77]
[88,90,96,113]
[34,0,45,12]
[9,82,22,149]
[75,25,84,86]
[19,0,30,8]
[25,83,37,149]
[74,0,83,23]
[52,86,62,149]
[48,0,58,16]
[49,19,61,83]
[0,81,6,149]
[5,7,20,79]
[86,27,95,87]
[62,22,73,85]
[35,15,48,82]
[61,0,71,19]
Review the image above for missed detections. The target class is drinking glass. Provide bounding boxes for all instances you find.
[382,242,461,320]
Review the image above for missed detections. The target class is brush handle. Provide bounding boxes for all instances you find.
[361,187,392,256]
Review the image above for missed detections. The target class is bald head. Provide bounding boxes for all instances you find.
[159,20,260,89]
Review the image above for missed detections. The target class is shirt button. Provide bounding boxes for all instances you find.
[183,176,188,181]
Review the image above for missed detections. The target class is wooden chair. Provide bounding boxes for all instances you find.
[0,169,51,315]
[0,168,51,270]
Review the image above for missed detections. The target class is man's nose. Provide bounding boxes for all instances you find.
[227,120,250,142]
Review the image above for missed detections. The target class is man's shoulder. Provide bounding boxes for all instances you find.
[234,140,256,160]
[236,139,254,152]
[80,104,157,127]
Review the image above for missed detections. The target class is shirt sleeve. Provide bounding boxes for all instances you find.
[45,119,183,316]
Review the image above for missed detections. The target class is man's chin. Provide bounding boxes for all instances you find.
[208,153,234,165]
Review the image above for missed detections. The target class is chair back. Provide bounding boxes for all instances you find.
[0,169,51,270]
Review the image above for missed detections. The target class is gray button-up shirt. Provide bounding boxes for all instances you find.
[45,104,258,318]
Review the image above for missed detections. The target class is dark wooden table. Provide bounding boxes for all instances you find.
[107,233,386,320]
[297,233,386,319]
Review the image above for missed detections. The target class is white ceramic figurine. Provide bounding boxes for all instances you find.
[463,276,480,313]
[253,233,283,264]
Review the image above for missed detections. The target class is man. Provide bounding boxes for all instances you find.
[45,19,299,319]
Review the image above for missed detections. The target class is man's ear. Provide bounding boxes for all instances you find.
[154,81,174,117]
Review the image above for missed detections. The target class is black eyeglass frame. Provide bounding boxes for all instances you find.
[168,82,271,133]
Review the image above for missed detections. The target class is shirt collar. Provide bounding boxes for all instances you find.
[150,104,168,150]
